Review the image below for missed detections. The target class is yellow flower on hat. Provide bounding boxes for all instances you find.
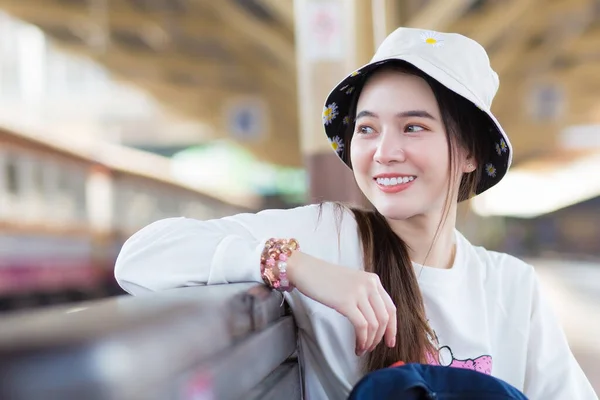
[350,70,361,77]
[485,163,497,177]
[330,136,344,154]
[499,139,508,153]
[323,103,339,125]
[343,115,351,125]
[420,31,444,47]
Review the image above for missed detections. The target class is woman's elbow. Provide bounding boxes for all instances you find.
[114,218,185,295]
[114,241,148,295]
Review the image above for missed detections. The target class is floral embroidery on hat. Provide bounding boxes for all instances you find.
[329,136,344,154]
[340,84,349,92]
[495,143,502,156]
[343,115,351,125]
[420,31,444,47]
[346,86,355,95]
[323,103,339,125]
[350,70,361,77]
[499,139,508,153]
[485,163,497,177]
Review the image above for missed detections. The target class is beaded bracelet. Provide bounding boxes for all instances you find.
[260,238,300,292]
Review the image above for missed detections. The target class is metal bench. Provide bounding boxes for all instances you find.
[0,283,301,400]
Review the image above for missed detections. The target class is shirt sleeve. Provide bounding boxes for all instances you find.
[523,272,598,399]
[114,203,330,295]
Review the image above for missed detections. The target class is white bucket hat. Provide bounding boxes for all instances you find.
[322,27,512,195]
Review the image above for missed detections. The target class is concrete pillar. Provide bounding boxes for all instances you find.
[371,0,403,48]
[294,0,376,205]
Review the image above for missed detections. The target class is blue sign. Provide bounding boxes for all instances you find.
[226,98,266,142]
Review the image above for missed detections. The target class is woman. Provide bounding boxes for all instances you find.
[114,28,596,399]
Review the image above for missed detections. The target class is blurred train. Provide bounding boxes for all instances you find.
[0,123,260,311]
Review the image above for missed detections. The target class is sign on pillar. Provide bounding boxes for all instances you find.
[299,0,346,62]
[223,96,268,142]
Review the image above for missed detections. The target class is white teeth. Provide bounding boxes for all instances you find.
[376,176,415,186]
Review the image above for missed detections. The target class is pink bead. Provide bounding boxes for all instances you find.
[266,258,275,267]
[278,254,288,261]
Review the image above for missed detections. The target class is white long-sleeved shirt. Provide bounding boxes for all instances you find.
[114,203,597,400]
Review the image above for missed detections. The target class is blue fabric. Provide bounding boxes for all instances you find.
[348,363,528,400]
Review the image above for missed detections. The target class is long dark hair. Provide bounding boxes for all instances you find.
[336,61,491,372]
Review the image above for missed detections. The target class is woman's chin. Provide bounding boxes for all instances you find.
[372,201,419,221]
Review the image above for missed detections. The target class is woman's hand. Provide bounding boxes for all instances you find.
[286,251,397,356]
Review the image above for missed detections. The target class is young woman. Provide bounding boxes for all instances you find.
[114,28,596,399]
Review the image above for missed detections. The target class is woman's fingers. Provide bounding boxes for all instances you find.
[345,306,369,355]
[357,297,379,353]
[378,284,397,348]
[367,290,389,351]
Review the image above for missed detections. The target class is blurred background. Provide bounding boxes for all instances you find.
[0,0,598,395]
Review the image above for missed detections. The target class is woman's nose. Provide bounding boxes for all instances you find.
[373,131,406,164]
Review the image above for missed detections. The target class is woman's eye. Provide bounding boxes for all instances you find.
[357,125,375,135]
[406,125,425,133]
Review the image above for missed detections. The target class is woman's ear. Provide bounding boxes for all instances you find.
[463,156,477,173]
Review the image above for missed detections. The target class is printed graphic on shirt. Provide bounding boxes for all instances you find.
[426,328,493,375]
[426,345,493,375]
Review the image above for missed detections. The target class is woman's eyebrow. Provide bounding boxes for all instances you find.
[396,110,436,120]
[355,109,436,121]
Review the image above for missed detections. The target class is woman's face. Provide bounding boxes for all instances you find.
[350,69,468,220]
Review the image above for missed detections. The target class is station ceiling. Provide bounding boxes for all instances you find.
[3,0,600,167]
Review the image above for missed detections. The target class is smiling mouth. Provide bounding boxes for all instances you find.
[374,176,416,186]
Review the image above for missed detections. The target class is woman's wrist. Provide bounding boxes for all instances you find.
[284,249,303,287]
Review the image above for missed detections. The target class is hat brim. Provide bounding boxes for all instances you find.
[322,56,512,196]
